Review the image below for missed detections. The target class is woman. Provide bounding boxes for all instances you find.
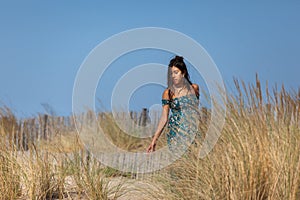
[147,55,200,153]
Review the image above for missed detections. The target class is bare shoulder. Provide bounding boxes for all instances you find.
[192,83,200,98]
[192,83,199,92]
[162,88,170,100]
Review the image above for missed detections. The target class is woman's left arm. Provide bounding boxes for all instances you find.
[192,83,199,98]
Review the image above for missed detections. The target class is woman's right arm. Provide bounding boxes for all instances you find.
[147,89,170,152]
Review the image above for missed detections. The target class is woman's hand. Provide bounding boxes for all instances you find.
[147,141,156,153]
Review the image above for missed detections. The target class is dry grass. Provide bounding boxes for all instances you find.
[0,112,129,199]
[151,77,300,200]
[0,77,299,199]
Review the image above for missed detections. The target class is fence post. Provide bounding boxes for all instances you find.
[139,108,148,126]
[22,120,28,151]
[43,114,48,140]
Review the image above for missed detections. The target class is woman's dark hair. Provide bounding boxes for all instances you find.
[167,55,198,99]
[168,55,192,85]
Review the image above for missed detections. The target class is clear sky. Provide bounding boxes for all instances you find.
[0,1,299,118]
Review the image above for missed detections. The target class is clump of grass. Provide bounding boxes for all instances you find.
[67,150,126,199]
[98,112,148,151]
[1,76,299,199]
[0,106,19,150]
[21,145,67,199]
[152,77,300,200]
[0,108,22,199]
[0,108,127,199]
[0,148,21,199]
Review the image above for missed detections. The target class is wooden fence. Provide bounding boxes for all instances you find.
[0,107,211,181]
[0,107,210,151]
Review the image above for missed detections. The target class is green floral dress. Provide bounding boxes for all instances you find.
[162,94,200,152]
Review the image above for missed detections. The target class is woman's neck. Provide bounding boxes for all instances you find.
[173,83,185,89]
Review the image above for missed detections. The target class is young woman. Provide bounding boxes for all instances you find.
[147,55,200,153]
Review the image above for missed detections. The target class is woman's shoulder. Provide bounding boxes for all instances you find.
[191,83,200,99]
[191,83,199,91]
[162,88,170,100]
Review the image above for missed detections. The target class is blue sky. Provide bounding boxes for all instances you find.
[0,1,299,118]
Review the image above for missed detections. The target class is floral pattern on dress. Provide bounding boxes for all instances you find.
[162,94,200,152]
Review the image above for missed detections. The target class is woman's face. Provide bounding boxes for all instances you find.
[171,66,185,86]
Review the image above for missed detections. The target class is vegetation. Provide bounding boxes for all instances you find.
[0,77,299,199]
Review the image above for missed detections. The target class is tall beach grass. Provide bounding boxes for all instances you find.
[0,77,299,199]
[152,77,299,200]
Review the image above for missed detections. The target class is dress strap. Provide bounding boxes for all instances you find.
[162,99,170,106]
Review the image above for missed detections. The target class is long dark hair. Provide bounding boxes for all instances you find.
[167,56,197,99]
